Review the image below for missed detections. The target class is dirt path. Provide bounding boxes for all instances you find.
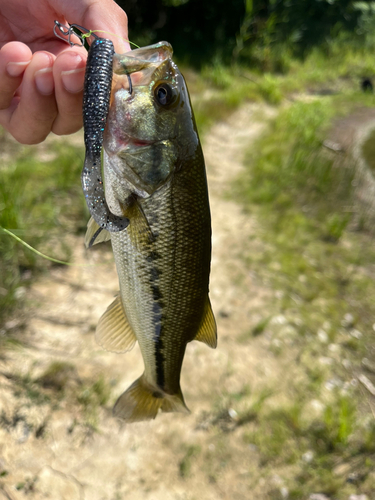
[0,104,279,500]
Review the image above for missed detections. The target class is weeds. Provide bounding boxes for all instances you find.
[179,445,201,478]
[234,89,375,498]
[36,361,78,392]
[76,375,111,429]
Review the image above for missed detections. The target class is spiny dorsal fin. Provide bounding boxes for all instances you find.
[85,216,111,249]
[194,297,217,349]
[96,295,137,353]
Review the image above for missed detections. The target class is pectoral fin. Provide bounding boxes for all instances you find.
[96,295,137,353]
[85,217,111,249]
[125,201,155,247]
[194,297,217,349]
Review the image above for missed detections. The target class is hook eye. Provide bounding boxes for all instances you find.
[53,21,85,47]
[54,21,100,48]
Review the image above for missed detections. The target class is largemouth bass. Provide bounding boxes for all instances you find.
[84,41,217,422]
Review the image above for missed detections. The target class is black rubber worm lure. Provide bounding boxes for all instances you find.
[82,38,129,232]
[53,21,128,232]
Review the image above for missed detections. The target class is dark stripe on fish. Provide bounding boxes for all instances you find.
[149,261,165,389]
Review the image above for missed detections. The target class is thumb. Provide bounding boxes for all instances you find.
[53,0,131,53]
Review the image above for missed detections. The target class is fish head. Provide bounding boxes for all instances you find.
[103,42,199,197]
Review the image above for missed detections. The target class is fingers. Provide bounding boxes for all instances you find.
[52,48,87,136]
[52,0,130,53]
[87,1,130,53]
[0,0,130,144]
[0,42,32,110]
[0,45,88,143]
[0,51,57,144]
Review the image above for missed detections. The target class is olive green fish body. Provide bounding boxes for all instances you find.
[87,43,216,422]
[112,144,211,393]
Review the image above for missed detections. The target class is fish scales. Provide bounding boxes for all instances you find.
[111,144,211,395]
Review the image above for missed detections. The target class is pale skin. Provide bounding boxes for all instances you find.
[0,0,130,144]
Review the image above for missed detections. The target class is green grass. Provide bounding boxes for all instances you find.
[0,137,88,330]
[233,91,375,498]
[237,96,375,336]
[179,444,202,478]
[187,37,375,137]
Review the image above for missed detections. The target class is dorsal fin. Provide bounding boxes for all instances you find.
[194,297,217,349]
[96,295,137,353]
[85,217,111,249]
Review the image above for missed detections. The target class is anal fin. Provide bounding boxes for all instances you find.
[96,295,137,353]
[194,297,217,349]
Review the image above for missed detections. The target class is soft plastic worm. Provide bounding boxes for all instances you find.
[82,38,129,232]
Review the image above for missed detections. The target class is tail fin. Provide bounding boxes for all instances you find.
[113,375,189,422]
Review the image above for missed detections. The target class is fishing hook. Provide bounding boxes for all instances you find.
[54,21,133,95]
[53,20,99,47]
[127,74,133,95]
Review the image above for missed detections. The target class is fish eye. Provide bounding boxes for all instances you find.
[154,83,175,107]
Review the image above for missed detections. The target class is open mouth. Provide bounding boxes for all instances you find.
[106,124,157,154]
[131,138,156,147]
[116,137,159,158]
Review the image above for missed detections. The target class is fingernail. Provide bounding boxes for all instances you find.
[7,61,29,77]
[61,67,85,93]
[35,67,54,95]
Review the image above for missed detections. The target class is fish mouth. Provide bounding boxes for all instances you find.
[116,134,167,155]
[118,137,158,155]
[128,137,156,148]
[106,129,158,156]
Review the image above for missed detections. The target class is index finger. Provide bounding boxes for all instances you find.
[0,42,32,110]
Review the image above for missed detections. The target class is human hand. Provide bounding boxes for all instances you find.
[0,0,129,144]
